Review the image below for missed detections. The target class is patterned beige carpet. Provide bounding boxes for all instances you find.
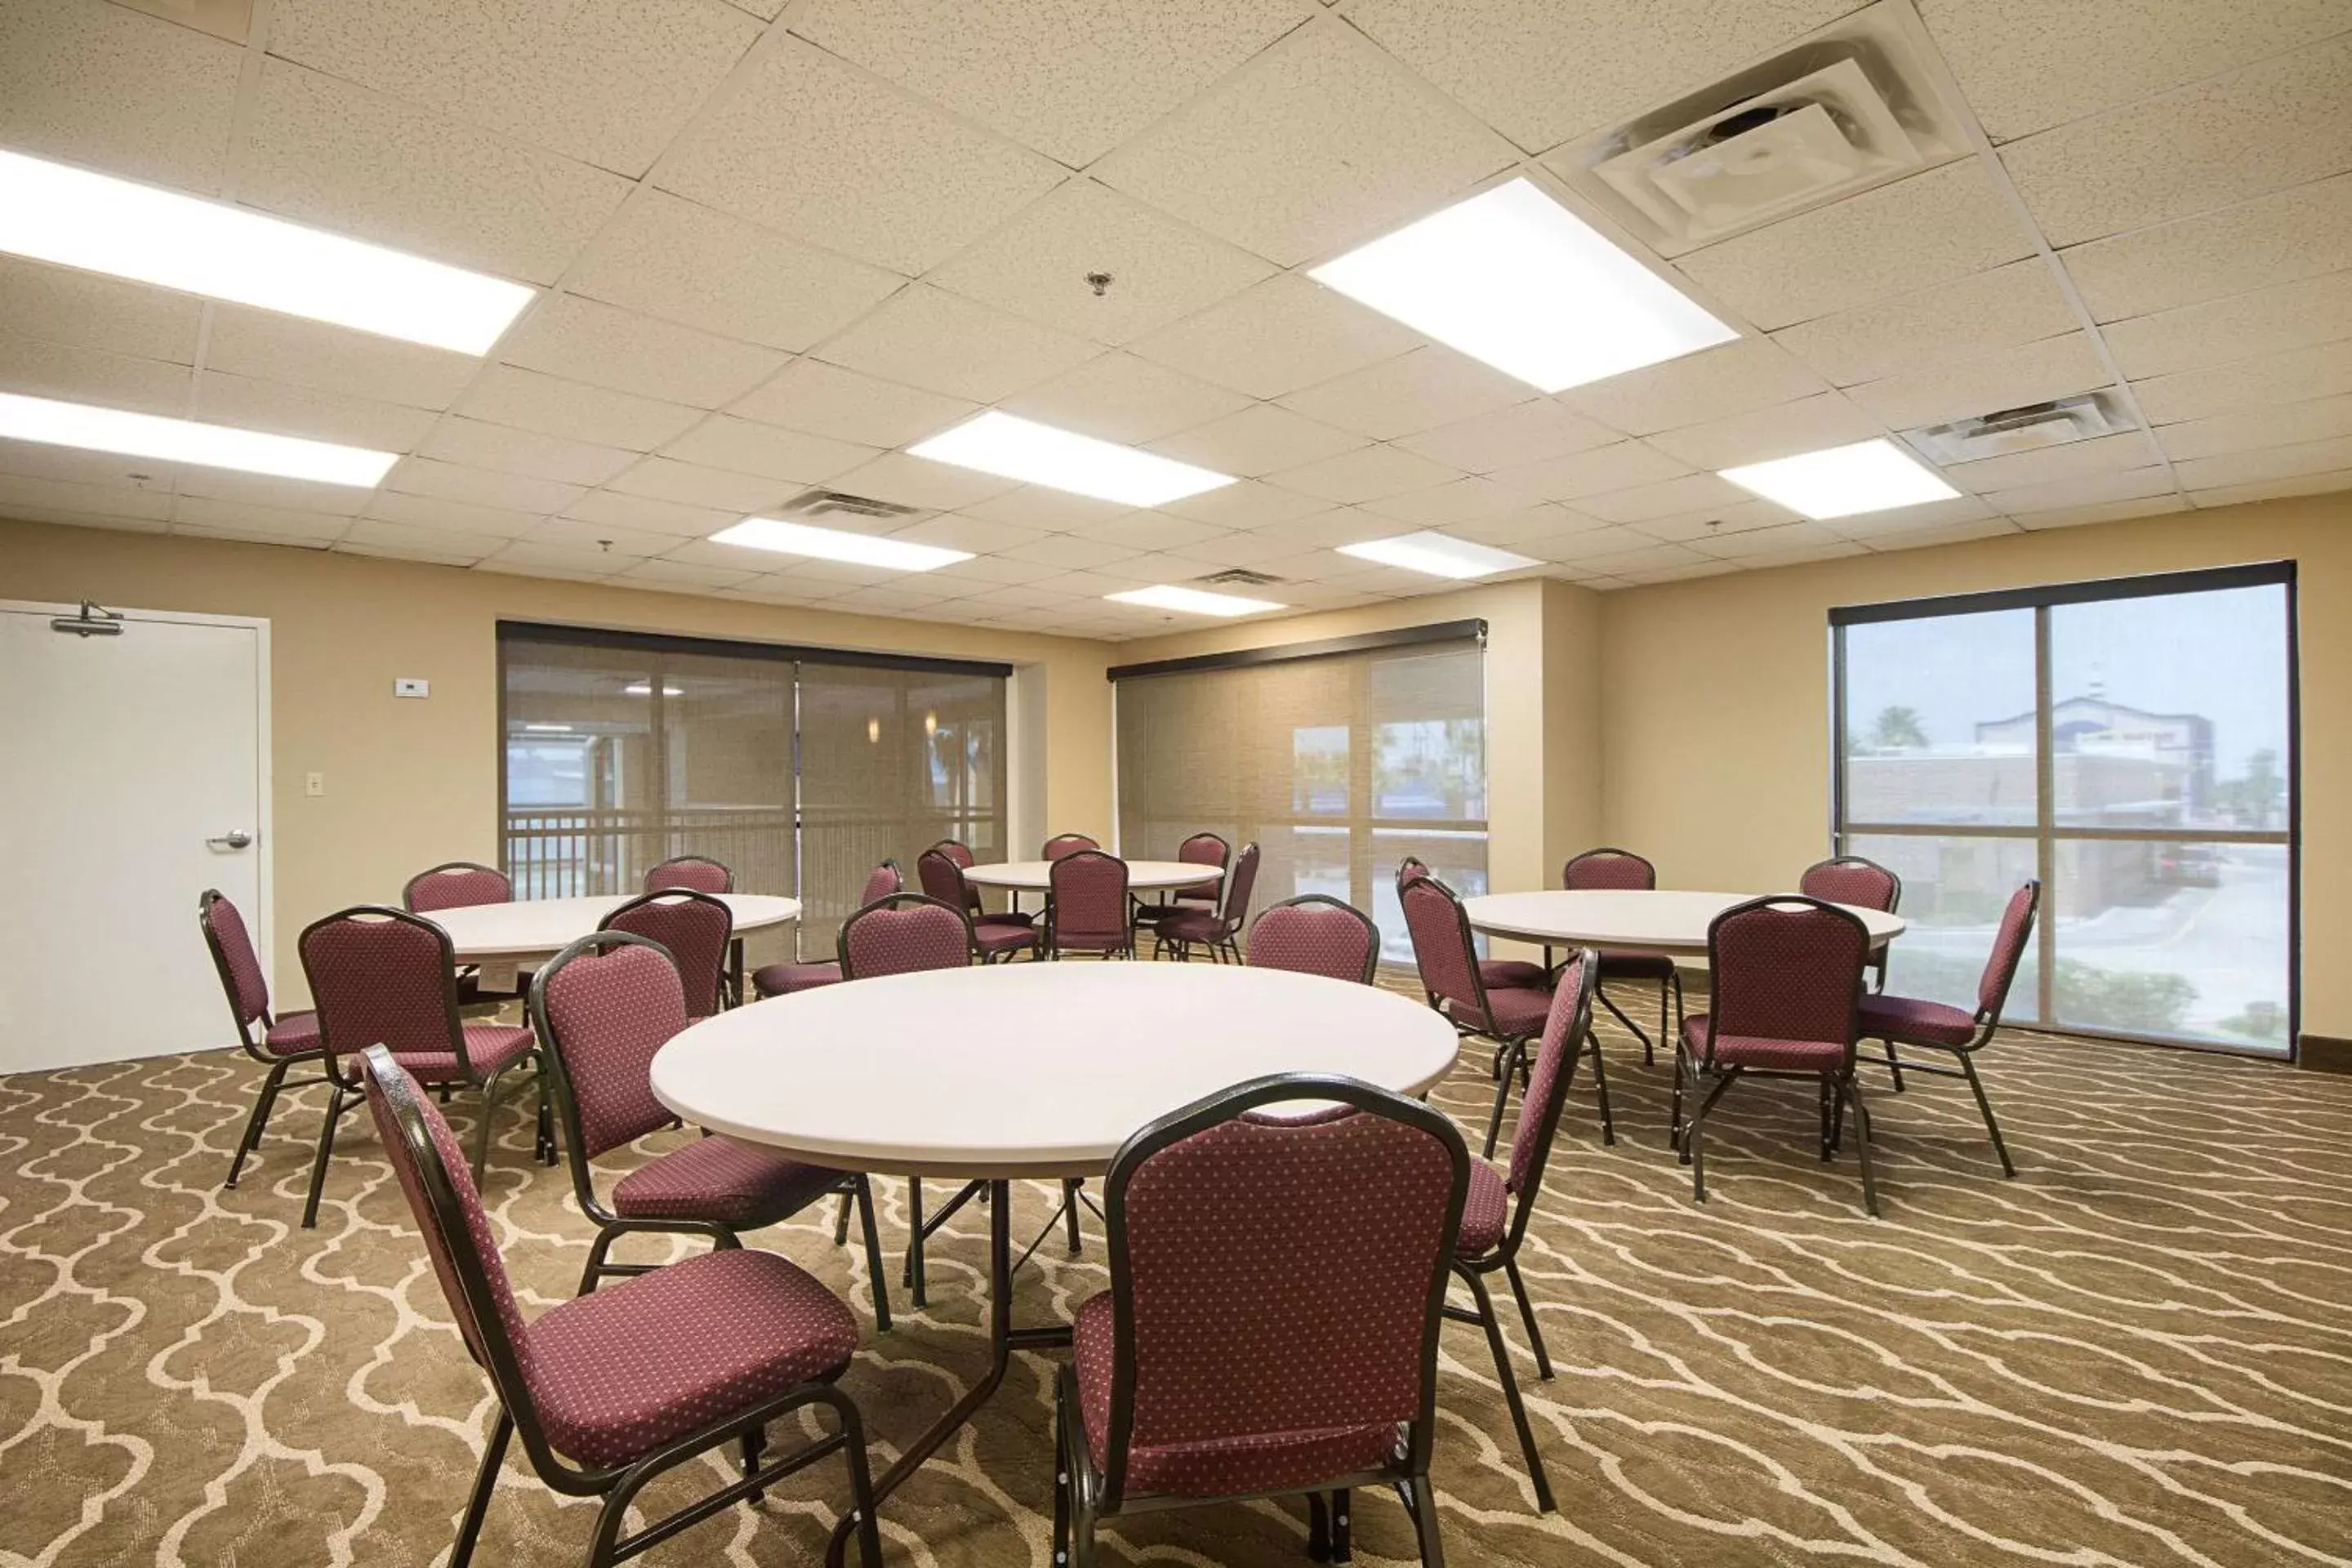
[5,989,2351,1568]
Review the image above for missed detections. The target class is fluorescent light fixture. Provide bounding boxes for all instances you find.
[0,149,534,354]
[1718,438,1959,519]
[523,724,574,733]
[1336,530,1539,580]
[710,516,973,572]
[908,411,1236,506]
[1107,585,1286,617]
[622,683,685,697]
[0,391,395,486]
[1309,177,1737,393]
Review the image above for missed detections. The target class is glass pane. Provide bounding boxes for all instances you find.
[2047,586,2290,831]
[1370,644,1485,823]
[1371,827,1490,964]
[2052,840,2290,1050]
[1844,833,2041,1022]
[501,640,658,898]
[1842,609,2038,827]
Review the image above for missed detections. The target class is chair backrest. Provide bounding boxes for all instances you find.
[1701,897,1870,1065]
[1041,832,1099,861]
[1562,848,1655,891]
[928,838,975,868]
[299,906,467,1075]
[915,847,971,911]
[529,932,688,1162]
[1505,952,1597,1206]
[1177,832,1230,870]
[1396,856,1430,889]
[1977,880,2042,1020]
[838,893,974,978]
[403,861,513,913]
[1798,855,1900,913]
[924,840,986,915]
[1245,894,1379,985]
[198,888,271,1031]
[1399,871,1486,1018]
[859,858,903,907]
[1097,1074,1468,1508]
[645,855,733,894]
[598,890,733,1018]
[1049,849,1130,943]
[1217,840,1263,927]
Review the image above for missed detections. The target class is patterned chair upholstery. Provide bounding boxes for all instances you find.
[644,855,733,894]
[1396,856,1544,989]
[298,906,544,1229]
[402,861,513,913]
[1150,840,1260,963]
[1244,893,1379,984]
[1133,832,1232,926]
[1041,832,1100,861]
[199,889,330,1191]
[356,1045,883,1568]
[1674,896,1877,1214]
[1562,846,1680,1064]
[1055,1073,1468,1567]
[1855,880,2041,1178]
[751,859,902,998]
[918,849,1036,962]
[1048,849,1134,959]
[1801,855,1901,990]
[1401,871,1608,1158]
[926,838,1026,928]
[529,933,891,1319]
[598,889,732,1019]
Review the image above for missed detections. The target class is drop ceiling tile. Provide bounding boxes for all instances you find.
[421,416,639,486]
[1000,354,1252,446]
[616,557,761,590]
[1686,519,1852,559]
[960,487,1134,532]
[2104,270,2352,381]
[926,554,1068,587]
[2132,341,2352,426]
[1276,347,1531,441]
[0,257,201,365]
[176,518,343,548]
[1264,443,1459,504]
[822,581,964,613]
[2002,33,2352,246]
[564,489,737,538]
[889,514,1051,555]
[997,534,1146,571]
[1771,261,2077,388]
[477,541,630,574]
[607,457,795,513]
[1033,568,1157,599]
[1148,530,1300,569]
[2155,394,2352,463]
[2173,433,2352,491]
[0,439,178,489]
[366,489,545,539]
[267,0,760,178]
[240,58,629,285]
[1129,273,1423,400]
[499,295,786,410]
[2011,494,2189,531]
[1939,430,2156,493]
[813,286,1100,404]
[1391,399,1619,473]
[1813,494,1998,537]
[1981,466,2176,515]
[1357,477,1562,528]
[1571,472,1754,524]
[1843,332,2110,431]
[1617,559,1746,585]
[1093,19,1516,267]
[0,503,168,535]
[1626,497,1805,541]
[2060,173,2352,323]
[1557,336,1830,435]
[1562,540,1715,575]
[457,364,702,451]
[1067,513,1233,552]
[168,494,352,541]
[655,35,1062,275]
[203,305,479,412]
[340,518,510,560]
[174,467,375,515]
[1447,503,1606,547]
[0,334,191,416]
[729,360,976,448]
[1146,404,1370,478]
[1153,477,1336,528]
[661,538,896,580]
[1644,391,1881,470]
[2187,469,2352,508]
[1485,439,1694,502]
[516,518,675,559]
[193,370,436,450]
[0,473,173,522]
[1855,516,2022,549]
[659,415,880,484]
[830,452,1020,512]
[0,0,242,190]
[1246,506,1401,550]
[1673,163,2033,331]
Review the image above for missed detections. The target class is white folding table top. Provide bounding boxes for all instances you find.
[961,859,1223,893]
[420,893,801,963]
[1463,889,1906,956]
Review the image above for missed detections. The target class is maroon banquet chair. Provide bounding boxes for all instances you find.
[1150,840,1260,963]
[1800,854,1901,991]
[918,849,1036,962]
[1245,894,1380,985]
[298,906,546,1229]
[928,837,1032,928]
[1041,832,1100,861]
[357,1046,884,1568]
[598,889,733,1019]
[1563,847,1679,1065]
[529,932,891,1326]
[403,859,528,1004]
[1446,951,1599,1512]
[1402,871,1611,1157]
[751,860,902,999]
[1398,857,1545,990]
[1673,896,1877,1215]
[1131,831,1231,928]
[645,854,733,894]
[1855,880,2041,1178]
[200,889,332,1191]
[1054,1073,1469,1568]
[1047,849,1134,960]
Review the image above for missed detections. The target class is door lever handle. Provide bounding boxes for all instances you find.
[207,830,255,849]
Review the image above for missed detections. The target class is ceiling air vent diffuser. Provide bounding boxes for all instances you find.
[1905,394,2138,465]
[771,488,923,523]
[1195,568,1283,587]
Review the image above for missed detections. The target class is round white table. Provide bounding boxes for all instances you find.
[960,858,1223,893]
[1463,889,1905,954]
[652,961,1459,1565]
[421,892,803,963]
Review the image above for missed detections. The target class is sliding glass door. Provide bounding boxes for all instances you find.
[1833,564,2296,1053]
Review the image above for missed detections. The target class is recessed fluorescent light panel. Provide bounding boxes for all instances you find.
[907,412,1236,506]
[1107,585,1286,617]
[1336,530,1539,580]
[709,516,973,572]
[1309,177,1738,394]
[1717,437,1959,519]
[0,149,534,354]
[0,391,396,486]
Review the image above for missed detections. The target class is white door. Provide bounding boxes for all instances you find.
[0,602,270,1072]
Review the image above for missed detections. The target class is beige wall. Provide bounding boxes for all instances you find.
[0,518,1115,998]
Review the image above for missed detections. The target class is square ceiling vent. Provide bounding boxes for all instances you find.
[1904,394,2139,465]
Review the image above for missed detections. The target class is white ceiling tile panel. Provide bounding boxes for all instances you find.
[654,36,1062,275]
[1939,430,2157,493]
[1000,354,1253,445]
[996,534,1145,570]
[924,554,1069,586]
[1555,336,1831,435]
[2154,394,2352,463]
[0,439,180,490]
[175,523,341,550]
[479,538,636,571]
[1147,529,1302,569]
[615,556,762,589]
[0,333,191,416]
[1843,332,2111,431]
[192,369,438,450]
[1447,504,1612,547]
[340,518,513,559]
[170,493,351,541]
[1686,519,1854,559]
[0,0,243,190]
[2060,172,2352,323]
[1245,507,1401,550]
[1156,481,1343,528]
[959,486,1135,532]
[2172,433,2352,492]
[1981,466,2177,515]
[1147,403,1370,478]
[811,285,1100,403]
[174,468,376,515]
[1626,497,1805,540]
[498,294,786,409]
[0,257,202,365]
[2104,270,2352,381]
[2010,495,2189,531]
[1643,390,1882,470]
[1563,540,1716,575]
[1771,261,2078,387]
[1093,19,1516,267]
[606,457,796,513]
[1276,346,1532,441]
[1813,494,1998,536]
[1067,513,1236,552]
[2185,469,2352,508]
[2132,341,2352,426]
[386,457,587,515]
[0,472,173,521]
[364,489,546,538]
[238,59,630,284]
[1391,398,1621,472]
[1571,471,1755,524]
[2,505,168,535]
[829,452,1020,511]
[1129,274,1423,399]
[1485,439,1694,501]
[1852,516,2023,550]
[202,305,479,412]
[888,514,1052,555]
[728,360,977,448]
[564,489,738,537]
[420,416,639,486]
[1358,475,1563,525]
[658,415,879,485]
[458,364,703,450]
[1263,443,1461,503]
[1617,559,1745,585]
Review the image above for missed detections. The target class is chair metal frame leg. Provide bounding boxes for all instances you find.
[1584,1027,1615,1147]
[301,1082,356,1229]
[1843,1075,1881,1218]
[1451,1268,1555,1512]
[1480,1036,1527,1160]
[1501,1256,1552,1380]
[447,1407,513,1568]
[225,1057,307,1189]
[1958,1050,2016,1176]
[1594,987,1652,1061]
[850,1175,894,1333]
[1401,1473,1446,1567]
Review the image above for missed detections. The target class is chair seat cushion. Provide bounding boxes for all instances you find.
[392,1022,537,1085]
[262,1010,322,1057]
[973,921,1036,956]
[1478,958,1548,989]
[1071,1293,1398,1498]
[1858,992,1980,1048]
[1446,982,1552,1039]
[1455,1157,1509,1258]
[1597,949,1677,981]
[751,960,841,998]
[612,1134,845,1227]
[527,1247,858,1470]
[1679,1013,1846,1071]
[1153,910,1232,943]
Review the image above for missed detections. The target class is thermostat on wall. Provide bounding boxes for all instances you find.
[394,678,430,698]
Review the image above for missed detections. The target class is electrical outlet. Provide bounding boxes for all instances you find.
[305,772,325,797]
[394,677,430,698]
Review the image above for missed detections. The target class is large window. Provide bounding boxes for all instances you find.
[1833,564,2296,1054]
[499,625,1007,957]
[1113,625,1487,964]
